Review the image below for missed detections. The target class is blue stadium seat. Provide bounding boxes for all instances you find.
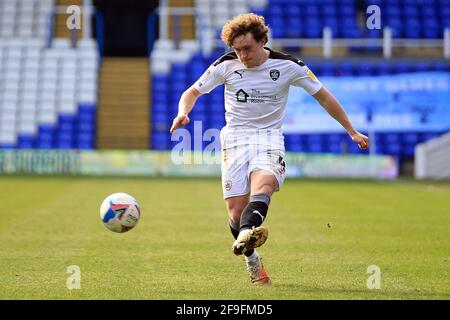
[152,76,169,93]
[17,135,35,149]
[37,125,54,149]
[305,5,319,17]
[152,101,167,113]
[423,7,437,18]
[404,6,419,18]
[394,62,411,74]
[55,132,74,149]
[432,62,450,71]
[269,18,286,37]
[341,27,362,39]
[322,5,337,17]
[374,62,392,75]
[153,91,168,103]
[319,62,335,76]
[286,19,302,38]
[78,122,95,134]
[0,144,15,150]
[324,134,343,153]
[405,24,421,38]
[356,64,374,76]
[386,5,401,16]
[271,4,283,16]
[78,112,95,124]
[381,133,401,156]
[305,134,323,153]
[339,5,355,16]
[401,132,419,156]
[420,132,441,143]
[58,115,75,132]
[285,135,300,152]
[337,62,354,76]
[414,62,430,72]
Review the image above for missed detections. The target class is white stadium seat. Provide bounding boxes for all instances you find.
[59,100,77,114]
[20,100,37,112]
[0,131,17,145]
[0,0,98,146]
[0,102,18,112]
[41,69,58,81]
[37,110,57,125]
[18,121,37,135]
[52,38,72,49]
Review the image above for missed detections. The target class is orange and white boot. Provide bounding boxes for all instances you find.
[245,251,271,285]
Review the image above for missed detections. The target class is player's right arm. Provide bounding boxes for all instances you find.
[170,86,201,134]
[169,61,225,134]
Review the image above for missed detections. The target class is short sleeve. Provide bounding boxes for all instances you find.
[291,63,323,95]
[193,63,225,94]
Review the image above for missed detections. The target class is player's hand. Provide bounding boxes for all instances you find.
[350,131,369,150]
[170,114,190,134]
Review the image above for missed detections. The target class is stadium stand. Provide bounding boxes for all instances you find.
[0,0,98,150]
[0,0,449,174]
[150,0,450,173]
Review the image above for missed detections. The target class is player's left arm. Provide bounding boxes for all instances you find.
[313,87,369,150]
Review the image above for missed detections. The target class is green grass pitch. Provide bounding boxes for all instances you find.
[0,176,449,299]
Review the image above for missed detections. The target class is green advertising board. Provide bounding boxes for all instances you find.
[0,150,397,178]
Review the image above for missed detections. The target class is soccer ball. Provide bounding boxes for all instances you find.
[100,193,141,233]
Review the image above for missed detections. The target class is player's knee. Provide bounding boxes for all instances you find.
[229,207,244,224]
[252,183,276,196]
[226,203,245,224]
[229,216,240,227]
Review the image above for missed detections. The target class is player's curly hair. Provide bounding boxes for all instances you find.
[221,13,269,47]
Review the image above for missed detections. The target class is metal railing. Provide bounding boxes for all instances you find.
[155,0,450,59]
[270,27,450,59]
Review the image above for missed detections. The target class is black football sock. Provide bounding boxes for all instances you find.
[239,193,270,231]
[229,219,240,240]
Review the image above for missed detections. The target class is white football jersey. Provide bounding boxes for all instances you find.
[193,47,323,131]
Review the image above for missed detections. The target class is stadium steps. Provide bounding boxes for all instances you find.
[97,58,150,149]
[168,0,196,40]
[54,0,84,38]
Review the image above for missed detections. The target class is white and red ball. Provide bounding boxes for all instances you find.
[100,193,141,233]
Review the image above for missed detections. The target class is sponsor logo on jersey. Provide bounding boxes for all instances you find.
[270,69,280,81]
[235,89,280,104]
[307,69,317,81]
[236,89,249,102]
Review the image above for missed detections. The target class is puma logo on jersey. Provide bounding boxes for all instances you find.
[234,70,244,78]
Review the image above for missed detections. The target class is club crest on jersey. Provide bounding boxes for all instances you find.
[270,69,280,81]
[224,180,232,191]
